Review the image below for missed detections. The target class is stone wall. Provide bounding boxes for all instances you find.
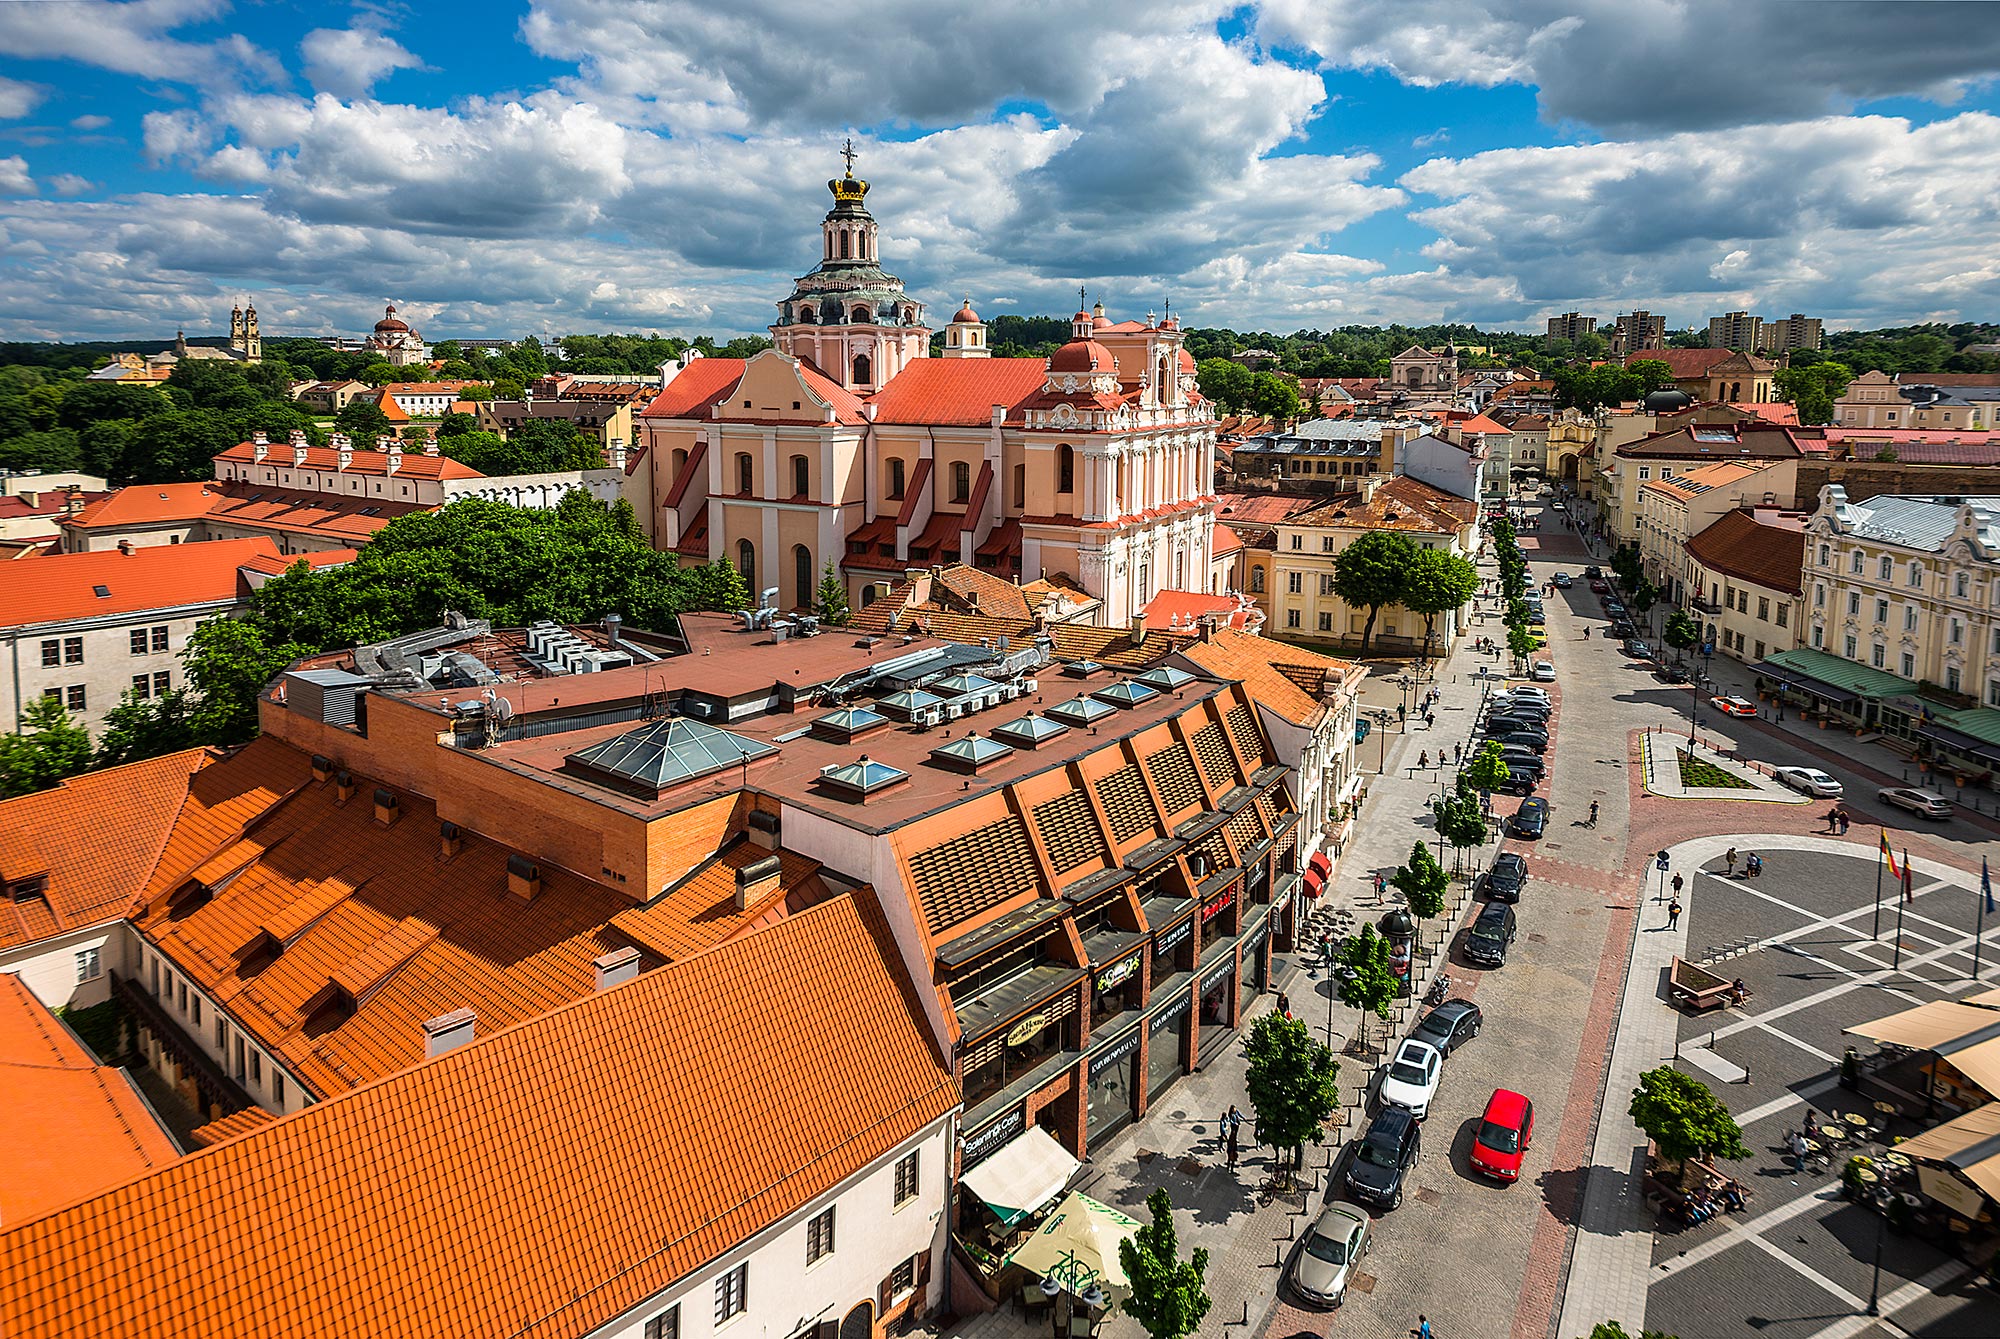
[1795,461,2000,508]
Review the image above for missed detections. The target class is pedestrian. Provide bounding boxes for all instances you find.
[1453,742,1463,765]
[1746,852,1762,878]
[1418,750,1429,769]
[1826,806,1840,832]
[1667,897,1682,929]
[1425,710,1435,729]
[1375,872,1387,898]
[1277,991,1291,1018]
[1725,847,1738,877]
[1225,1104,1242,1166]
[1840,811,1851,835]
[1671,872,1684,899]
[1417,1317,1434,1339]
[1398,702,1407,724]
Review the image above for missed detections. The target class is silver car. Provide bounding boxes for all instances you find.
[1290,1201,1371,1307]
[1774,766,1843,798]
[1879,786,1952,819]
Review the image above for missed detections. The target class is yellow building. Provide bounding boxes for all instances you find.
[1636,459,1793,603]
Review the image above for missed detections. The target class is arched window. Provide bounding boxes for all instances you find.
[791,454,809,498]
[1012,462,1025,509]
[850,307,870,325]
[736,452,753,495]
[852,353,872,385]
[1057,444,1075,495]
[888,457,906,500]
[862,583,881,608]
[794,544,812,610]
[671,447,687,477]
[737,539,756,596]
[839,231,851,259]
[1157,356,1170,401]
[1250,565,1264,594]
[951,461,971,503]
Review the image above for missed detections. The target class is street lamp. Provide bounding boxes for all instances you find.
[1865,1205,1885,1315]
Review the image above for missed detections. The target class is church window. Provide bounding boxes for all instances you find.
[888,458,906,501]
[840,232,851,259]
[1057,444,1075,495]
[736,453,754,495]
[851,307,869,325]
[794,545,812,610]
[852,353,872,385]
[737,540,756,595]
[791,455,810,498]
[951,461,970,504]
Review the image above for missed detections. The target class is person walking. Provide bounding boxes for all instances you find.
[1225,1105,1242,1166]
[1840,811,1851,835]
[1826,806,1841,832]
[1419,750,1429,770]
[1417,1317,1434,1339]
[1453,742,1463,765]
[1424,710,1435,730]
[1667,897,1682,929]
[1671,871,1684,898]
[1725,847,1739,877]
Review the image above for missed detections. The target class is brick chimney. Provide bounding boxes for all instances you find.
[424,431,440,457]
[734,853,782,910]
[1131,610,1148,645]
[421,1008,476,1059]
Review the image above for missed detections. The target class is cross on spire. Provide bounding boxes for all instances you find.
[840,137,858,175]
[1078,284,1088,310]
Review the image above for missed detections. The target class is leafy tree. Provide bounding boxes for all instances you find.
[1394,839,1449,921]
[1629,1066,1749,1185]
[435,410,479,439]
[1463,739,1512,796]
[1506,623,1537,667]
[1240,1012,1339,1169]
[1586,1325,1680,1339]
[182,617,309,747]
[815,560,851,626]
[94,689,196,768]
[1194,358,1252,415]
[1663,610,1700,664]
[1773,360,1853,425]
[0,696,93,798]
[708,555,752,613]
[1609,543,1643,595]
[1429,790,1487,876]
[1628,359,1675,394]
[335,399,395,444]
[1332,530,1418,654]
[1335,924,1397,1051]
[610,497,646,545]
[1401,547,1479,658]
[1246,371,1303,424]
[1118,1189,1211,1339]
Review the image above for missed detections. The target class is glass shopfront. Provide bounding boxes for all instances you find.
[1198,959,1236,1058]
[1147,991,1192,1100]
[1085,1026,1142,1145]
[961,990,1075,1110]
[1091,951,1143,1032]
[1240,928,1269,1016]
[1198,887,1235,954]
[1151,913,1195,982]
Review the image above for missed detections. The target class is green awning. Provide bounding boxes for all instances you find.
[961,1126,1079,1228]
[1756,648,1912,701]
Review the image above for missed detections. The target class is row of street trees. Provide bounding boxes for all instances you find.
[1331,531,1480,656]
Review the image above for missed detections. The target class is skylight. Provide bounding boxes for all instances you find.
[1048,695,1116,726]
[810,705,891,742]
[816,754,909,799]
[566,718,777,796]
[990,712,1070,748]
[1093,679,1160,709]
[928,673,999,698]
[1136,666,1196,692]
[928,732,1014,773]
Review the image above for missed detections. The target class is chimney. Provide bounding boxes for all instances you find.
[734,853,783,910]
[334,434,353,470]
[117,539,134,556]
[506,853,542,902]
[746,807,781,851]
[334,769,354,802]
[385,440,403,474]
[593,946,641,992]
[421,1008,476,1059]
[251,430,269,462]
[424,432,440,457]
[602,613,622,646]
[310,753,333,782]
[376,434,395,454]
[439,819,463,859]
[608,437,628,471]
[1131,611,1148,645]
[1199,613,1218,643]
[294,436,311,466]
[372,787,399,826]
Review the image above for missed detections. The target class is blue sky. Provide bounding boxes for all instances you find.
[2,1,1998,343]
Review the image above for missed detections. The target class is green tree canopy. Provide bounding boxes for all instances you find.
[1194,358,1252,415]
[1401,547,1479,656]
[334,399,395,443]
[1629,1066,1750,1172]
[1463,739,1512,796]
[1240,1012,1339,1168]
[1394,838,1450,918]
[815,560,851,626]
[1118,1189,1211,1339]
[1336,924,1398,1049]
[1333,530,1419,653]
[0,696,93,798]
[1663,610,1700,660]
[1246,371,1303,424]
[94,689,196,769]
[1773,360,1854,425]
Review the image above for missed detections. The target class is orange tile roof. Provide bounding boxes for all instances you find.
[61,482,218,530]
[372,389,411,422]
[639,357,749,419]
[1212,492,1327,530]
[1211,522,1242,555]
[0,974,178,1225]
[1454,412,1512,435]
[1729,401,1799,425]
[863,358,1049,425]
[612,843,831,962]
[1641,459,1777,500]
[133,741,708,1097]
[1176,628,1359,727]
[0,895,955,1339]
[0,537,275,631]
[185,1107,274,1149]
[1141,589,1252,630]
[203,483,429,544]
[238,546,360,577]
[215,441,483,481]
[0,748,215,952]
[1686,508,1806,595]
[1288,476,1477,534]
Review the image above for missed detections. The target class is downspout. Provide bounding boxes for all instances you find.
[7,629,18,731]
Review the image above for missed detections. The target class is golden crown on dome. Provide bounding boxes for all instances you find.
[828,136,870,202]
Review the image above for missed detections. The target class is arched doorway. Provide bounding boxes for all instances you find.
[839,1301,873,1339]
[1558,453,1580,484]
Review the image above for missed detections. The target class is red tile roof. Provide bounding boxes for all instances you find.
[1685,508,1806,594]
[1453,412,1513,435]
[214,441,483,481]
[1212,492,1326,529]
[63,482,218,530]
[0,974,178,1225]
[1627,348,1733,378]
[0,538,274,631]
[864,358,1049,425]
[1729,401,1799,425]
[1211,522,1242,555]
[1175,628,1359,728]
[238,547,360,577]
[203,484,429,545]
[0,895,955,1339]
[639,357,748,419]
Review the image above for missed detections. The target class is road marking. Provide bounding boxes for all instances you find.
[1789,1259,1971,1339]
[1652,1185,1843,1280]
[1732,1073,1841,1128]
[1681,1044,1747,1083]
[1745,1230,1865,1309]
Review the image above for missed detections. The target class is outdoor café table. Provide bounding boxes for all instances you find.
[1854,1167,1880,1186]
[1845,1113,1869,1129]
[1818,1125,1847,1142]
[1874,1101,1897,1118]
[1884,1151,1913,1169]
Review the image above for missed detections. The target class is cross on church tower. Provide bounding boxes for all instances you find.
[840,137,857,175]
[1078,284,1088,310]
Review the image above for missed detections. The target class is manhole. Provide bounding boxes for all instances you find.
[1349,1273,1377,1295]
[1413,1185,1442,1204]
[1528,933,1549,943]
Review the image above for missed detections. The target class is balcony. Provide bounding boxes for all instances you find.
[1690,596,1721,615]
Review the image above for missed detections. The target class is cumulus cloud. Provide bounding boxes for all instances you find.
[0,0,281,89]
[300,23,424,100]
[48,174,96,197]
[0,77,43,120]
[0,156,32,195]
[1256,0,2000,133]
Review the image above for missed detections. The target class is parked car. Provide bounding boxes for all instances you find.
[1583,565,1602,579]
[1774,766,1843,797]
[1470,1089,1536,1182]
[1654,664,1690,684]
[1609,616,1636,637]
[1481,852,1528,902]
[1531,660,1556,682]
[1879,786,1953,819]
[1464,902,1519,966]
[1603,599,1626,616]
[1290,1201,1372,1306]
[1711,695,1757,717]
[1378,1038,1443,1119]
[1491,690,1550,711]
[1491,731,1547,755]
[1624,640,1654,660]
[1482,713,1543,738]
[1500,762,1544,795]
[1552,573,1573,588]
[1589,578,1611,594]
[1344,1108,1423,1209]
[1411,1000,1483,1056]
[1505,685,1551,702]
[1511,797,1550,837]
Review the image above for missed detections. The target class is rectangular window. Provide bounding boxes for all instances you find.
[1286,572,1302,594]
[65,685,85,712]
[1876,599,1889,624]
[1754,641,1765,660]
[1637,467,1651,480]
[1321,536,1335,552]
[249,1049,261,1084]
[1815,585,1825,608]
[1812,625,1824,649]
[1904,606,1918,631]
[1901,652,1915,678]
[806,1207,836,1264]
[1289,535,1302,550]
[644,1307,680,1339]
[1952,619,1964,645]
[1318,612,1332,632]
[40,639,59,668]
[75,946,101,983]
[132,674,152,699]
[273,1071,285,1105]
[894,1150,919,1206]
[1845,634,1858,659]
[1757,598,1770,621]
[1990,680,2000,708]
[64,637,83,665]
[130,629,149,655]
[216,1019,227,1049]
[889,1255,918,1298]
[152,626,169,652]
[1776,603,1788,627]
[192,997,200,1025]
[1872,644,1886,668]
[154,670,171,695]
[714,1263,748,1324]
[1319,574,1336,596]
[1285,609,1301,629]
[1948,667,1962,692]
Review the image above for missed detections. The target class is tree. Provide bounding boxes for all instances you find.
[1429,791,1487,877]
[1586,1325,1680,1339]
[95,689,196,768]
[335,398,394,443]
[1246,371,1303,425]
[1195,358,1252,415]
[1609,543,1643,594]
[1663,610,1700,664]
[1401,547,1479,659]
[1332,530,1418,654]
[1628,359,1675,394]
[1773,360,1853,426]
[0,696,92,799]
[815,560,851,626]
[1335,924,1397,1051]
[1240,1012,1339,1169]
[1506,622,1537,668]
[1629,1066,1749,1186]
[182,617,309,747]
[1462,740,1512,797]
[708,555,751,612]
[1118,1189,1211,1339]
[1394,838,1450,921]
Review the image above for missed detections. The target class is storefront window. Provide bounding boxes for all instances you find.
[962,1010,1067,1110]
[1086,1029,1141,1144]
[1151,913,1194,983]
[1199,963,1235,1041]
[1091,952,1143,1031]
[1198,887,1236,954]
[1147,997,1191,1099]
[1239,931,1268,1015]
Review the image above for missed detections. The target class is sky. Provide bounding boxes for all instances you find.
[2,0,1999,345]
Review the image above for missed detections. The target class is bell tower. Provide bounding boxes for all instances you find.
[230,302,245,356]
[243,302,261,362]
[942,297,988,359]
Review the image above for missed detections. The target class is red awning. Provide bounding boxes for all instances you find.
[1308,852,1332,876]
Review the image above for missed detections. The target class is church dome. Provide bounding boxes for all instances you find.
[1177,349,1196,372]
[1643,387,1693,413]
[952,298,980,324]
[375,304,410,333]
[1049,340,1117,374]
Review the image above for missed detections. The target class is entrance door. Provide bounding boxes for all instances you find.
[839,1301,873,1339]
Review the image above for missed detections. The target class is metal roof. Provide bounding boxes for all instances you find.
[1843,496,1969,551]
[566,717,778,791]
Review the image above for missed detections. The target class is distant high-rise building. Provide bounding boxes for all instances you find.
[1706,310,1763,350]
[1545,312,1596,345]
[1611,311,1667,356]
[1758,313,1824,353]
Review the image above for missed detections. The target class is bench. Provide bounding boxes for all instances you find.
[1669,956,1737,1012]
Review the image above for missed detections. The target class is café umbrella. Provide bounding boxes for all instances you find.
[1005,1191,1142,1296]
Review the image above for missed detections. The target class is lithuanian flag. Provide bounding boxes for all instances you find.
[1881,830,1904,882]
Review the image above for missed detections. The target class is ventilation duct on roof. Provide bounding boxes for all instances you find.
[334,769,354,802]
[422,1008,476,1059]
[735,854,783,909]
[507,853,542,902]
[310,753,333,782]
[372,788,399,826]
[593,946,642,992]
[439,820,463,859]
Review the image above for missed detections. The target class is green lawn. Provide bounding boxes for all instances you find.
[1676,750,1753,790]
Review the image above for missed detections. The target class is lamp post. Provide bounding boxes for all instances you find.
[1865,1206,1886,1315]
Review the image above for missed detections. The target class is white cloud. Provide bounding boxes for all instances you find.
[48,174,96,197]
[0,77,43,120]
[0,0,282,89]
[0,157,32,195]
[300,23,424,100]
[71,114,113,131]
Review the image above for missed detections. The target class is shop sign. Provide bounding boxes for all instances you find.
[1149,990,1192,1032]
[1272,885,1294,917]
[1244,928,1269,959]
[1092,1026,1142,1070]
[1095,953,1141,994]
[962,1107,1026,1168]
[1200,960,1235,992]
[1156,917,1194,955]
[1201,890,1234,924]
[1006,1011,1052,1047]
[1918,1164,1987,1219]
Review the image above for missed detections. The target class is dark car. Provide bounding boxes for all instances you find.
[1603,599,1626,616]
[1654,664,1690,684]
[1609,617,1636,638]
[1412,1000,1484,1056]
[1500,762,1544,795]
[1583,565,1602,578]
[1488,697,1552,720]
[1464,902,1519,967]
[1483,717,1548,742]
[1482,852,1528,902]
[1343,1106,1422,1209]
[1492,730,1546,755]
[1510,797,1550,837]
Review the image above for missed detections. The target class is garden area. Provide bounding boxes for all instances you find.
[1675,750,1753,790]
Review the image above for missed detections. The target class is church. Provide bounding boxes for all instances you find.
[636,151,1217,624]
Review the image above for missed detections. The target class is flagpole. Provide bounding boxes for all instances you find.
[1874,832,1884,940]
[1893,851,1910,971]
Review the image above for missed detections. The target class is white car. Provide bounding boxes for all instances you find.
[1379,1038,1443,1119]
[1774,766,1843,798]
[1879,786,1953,819]
[1531,660,1556,682]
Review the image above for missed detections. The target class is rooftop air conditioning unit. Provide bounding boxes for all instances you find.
[943,701,964,721]
[916,708,941,729]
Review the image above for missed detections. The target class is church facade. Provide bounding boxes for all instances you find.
[634,155,1217,625]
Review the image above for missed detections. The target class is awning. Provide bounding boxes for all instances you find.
[1947,1037,2000,1099]
[1895,1103,2000,1208]
[1844,1000,2000,1051]
[1749,662,1860,706]
[1004,1190,1143,1293]
[1966,987,2000,1010]
[1303,851,1331,897]
[960,1126,1080,1228]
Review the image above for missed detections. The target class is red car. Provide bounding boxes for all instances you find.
[1471,1088,1535,1182]
[1588,579,1610,593]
